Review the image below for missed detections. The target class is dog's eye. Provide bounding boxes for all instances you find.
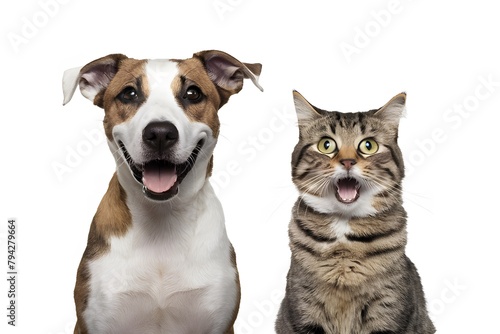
[118,87,139,103]
[183,86,203,103]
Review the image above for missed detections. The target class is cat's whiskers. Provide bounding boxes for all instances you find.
[299,169,336,196]
[358,173,400,210]
[366,174,398,193]
[365,173,431,213]
[362,172,400,195]
[295,170,335,216]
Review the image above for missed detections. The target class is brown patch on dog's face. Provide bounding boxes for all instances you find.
[99,59,150,140]
[173,58,222,138]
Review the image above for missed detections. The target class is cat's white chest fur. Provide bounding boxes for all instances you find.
[331,217,351,239]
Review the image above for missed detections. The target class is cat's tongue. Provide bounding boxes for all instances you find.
[142,161,177,194]
[337,178,359,203]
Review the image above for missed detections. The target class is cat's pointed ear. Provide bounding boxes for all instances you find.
[293,90,322,126]
[374,92,406,127]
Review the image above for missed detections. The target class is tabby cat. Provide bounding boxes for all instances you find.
[275,91,435,334]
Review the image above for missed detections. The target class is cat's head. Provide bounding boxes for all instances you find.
[291,91,406,217]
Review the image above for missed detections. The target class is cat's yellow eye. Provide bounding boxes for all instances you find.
[317,137,337,154]
[358,138,379,155]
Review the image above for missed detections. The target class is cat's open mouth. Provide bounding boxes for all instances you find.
[336,177,361,204]
[119,140,203,201]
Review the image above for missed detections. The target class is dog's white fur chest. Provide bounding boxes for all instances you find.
[83,183,238,334]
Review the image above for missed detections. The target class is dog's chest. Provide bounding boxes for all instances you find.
[83,198,237,334]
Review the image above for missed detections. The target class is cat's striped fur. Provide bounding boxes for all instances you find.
[275,91,435,334]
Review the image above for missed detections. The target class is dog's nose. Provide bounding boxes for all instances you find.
[142,121,179,151]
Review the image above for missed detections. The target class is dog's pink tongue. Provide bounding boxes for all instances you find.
[142,161,177,193]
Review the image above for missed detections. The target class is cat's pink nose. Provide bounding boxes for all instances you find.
[340,159,357,170]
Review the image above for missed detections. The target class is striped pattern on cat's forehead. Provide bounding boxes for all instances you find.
[327,110,379,135]
[303,108,386,146]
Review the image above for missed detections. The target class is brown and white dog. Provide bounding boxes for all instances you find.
[62,50,262,334]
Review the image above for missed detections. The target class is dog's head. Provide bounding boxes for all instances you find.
[62,50,262,201]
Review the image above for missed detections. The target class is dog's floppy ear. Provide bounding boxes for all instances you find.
[62,54,128,107]
[194,50,263,106]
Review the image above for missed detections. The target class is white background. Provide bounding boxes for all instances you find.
[1,0,499,333]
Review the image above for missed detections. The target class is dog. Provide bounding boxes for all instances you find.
[62,50,263,334]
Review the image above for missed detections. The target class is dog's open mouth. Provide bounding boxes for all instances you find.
[335,177,361,204]
[118,140,203,201]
